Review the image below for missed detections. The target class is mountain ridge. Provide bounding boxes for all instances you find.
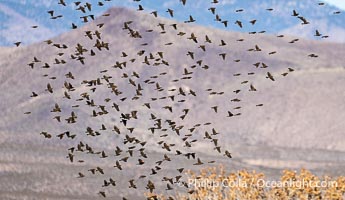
[1,6,344,151]
[1,0,345,46]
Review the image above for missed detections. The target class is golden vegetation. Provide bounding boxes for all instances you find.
[147,166,345,200]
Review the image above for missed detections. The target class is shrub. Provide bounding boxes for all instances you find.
[147,166,345,200]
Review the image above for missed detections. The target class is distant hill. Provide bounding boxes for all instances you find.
[1,6,344,152]
[0,0,345,46]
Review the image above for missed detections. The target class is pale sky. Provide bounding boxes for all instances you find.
[323,0,345,10]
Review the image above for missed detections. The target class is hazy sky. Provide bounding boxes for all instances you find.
[323,0,345,10]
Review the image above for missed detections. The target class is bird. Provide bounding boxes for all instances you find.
[98,191,106,198]
[219,53,226,60]
[249,84,257,91]
[47,10,54,17]
[129,179,137,189]
[186,51,194,59]
[146,180,155,193]
[221,20,228,27]
[224,150,232,158]
[298,16,310,25]
[58,0,66,6]
[137,5,144,11]
[96,167,104,174]
[314,30,322,37]
[214,14,221,22]
[77,172,85,178]
[188,33,198,43]
[253,62,261,68]
[235,20,243,28]
[85,2,92,11]
[208,7,216,14]
[67,153,74,162]
[205,35,212,43]
[193,158,204,165]
[249,19,257,25]
[150,11,158,17]
[198,45,206,51]
[114,161,122,170]
[14,42,21,47]
[308,53,318,58]
[185,15,196,23]
[266,72,275,81]
[289,38,299,43]
[46,83,53,93]
[219,40,226,46]
[30,92,38,97]
[292,10,299,16]
[167,9,174,17]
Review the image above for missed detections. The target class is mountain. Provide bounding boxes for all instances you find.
[0,0,345,46]
[1,6,345,200]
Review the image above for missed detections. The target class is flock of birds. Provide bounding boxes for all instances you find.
[18,0,342,199]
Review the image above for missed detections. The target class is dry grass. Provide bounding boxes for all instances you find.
[147,166,345,200]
